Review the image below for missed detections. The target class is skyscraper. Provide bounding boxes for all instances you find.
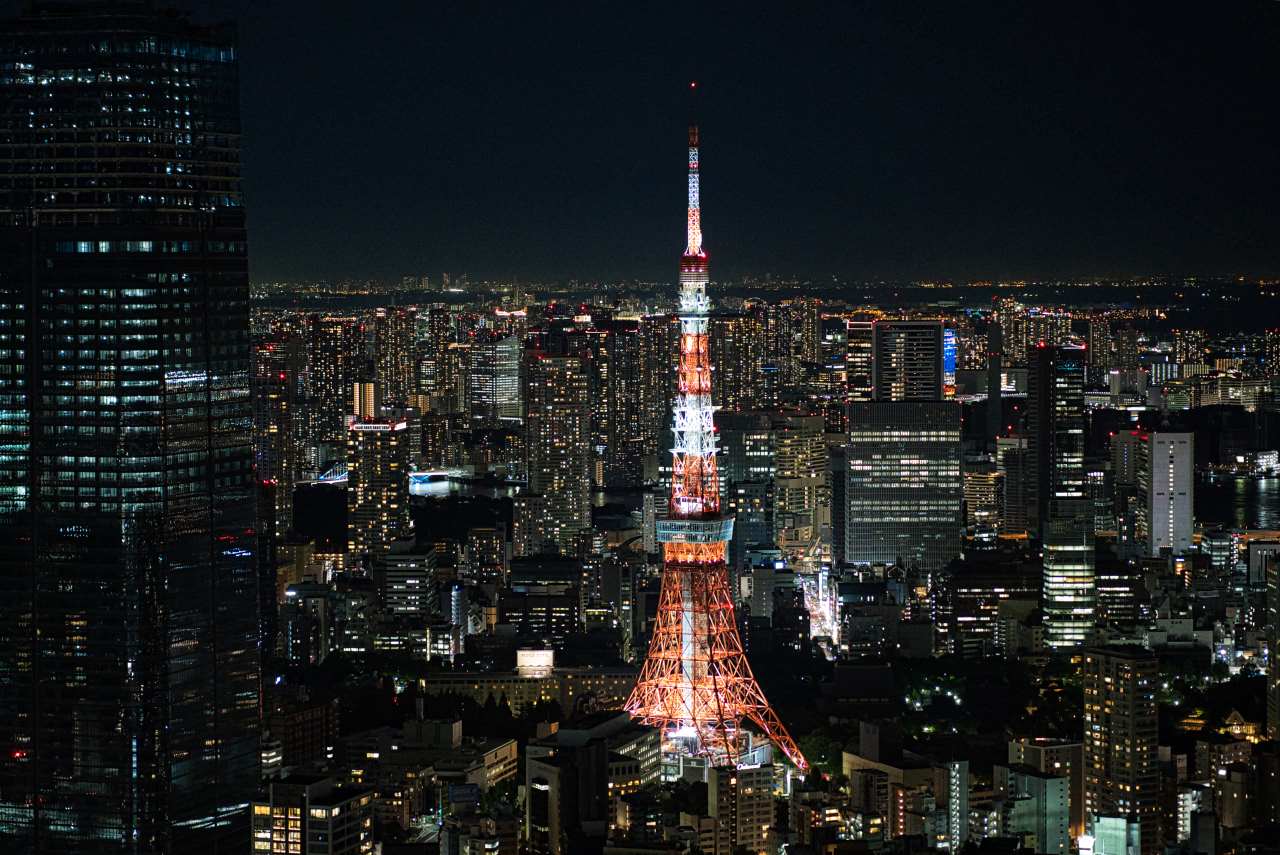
[1087,318,1112,374]
[1112,325,1140,372]
[468,332,522,425]
[986,319,1004,445]
[872,319,944,401]
[1025,311,1072,351]
[1268,555,1280,740]
[254,334,304,535]
[1266,328,1280,379]
[1008,737,1085,840]
[1172,328,1207,366]
[707,764,777,854]
[373,306,416,405]
[710,309,767,411]
[844,401,963,571]
[1136,432,1193,558]
[585,319,645,489]
[845,318,875,402]
[716,411,777,571]
[637,313,677,467]
[1029,344,1095,647]
[767,300,820,394]
[416,305,457,406]
[306,315,363,446]
[773,412,828,557]
[993,764,1070,855]
[520,348,591,556]
[997,435,1032,536]
[1083,646,1159,855]
[843,315,960,571]
[346,418,411,566]
[0,2,260,850]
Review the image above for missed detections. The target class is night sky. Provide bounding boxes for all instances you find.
[103,3,1280,281]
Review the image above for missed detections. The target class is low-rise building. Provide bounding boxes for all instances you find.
[251,775,375,855]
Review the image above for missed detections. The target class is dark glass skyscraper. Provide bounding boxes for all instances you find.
[844,400,963,571]
[0,2,259,851]
[1029,343,1095,647]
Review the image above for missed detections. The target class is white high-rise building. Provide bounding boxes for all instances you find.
[1137,432,1193,558]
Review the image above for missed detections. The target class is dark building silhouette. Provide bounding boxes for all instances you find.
[0,2,260,850]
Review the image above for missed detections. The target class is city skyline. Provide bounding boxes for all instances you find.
[120,1,1280,282]
[5,2,1280,854]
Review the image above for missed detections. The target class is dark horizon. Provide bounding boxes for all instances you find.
[11,1,1280,283]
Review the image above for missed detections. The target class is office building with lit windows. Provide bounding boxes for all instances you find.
[708,763,778,855]
[1269,555,1280,740]
[255,335,304,533]
[773,412,828,556]
[585,319,646,488]
[250,776,375,855]
[469,332,522,425]
[373,306,416,405]
[1135,432,1193,558]
[1030,344,1095,647]
[346,419,410,565]
[519,348,591,556]
[844,401,962,571]
[845,318,875,402]
[872,319,943,401]
[1008,738,1084,839]
[711,310,767,411]
[306,315,363,446]
[0,2,261,850]
[1083,646,1159,855]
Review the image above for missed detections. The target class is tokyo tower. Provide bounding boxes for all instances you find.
[625,97,808,773]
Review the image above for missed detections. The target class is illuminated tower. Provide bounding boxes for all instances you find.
[626,107,807,772]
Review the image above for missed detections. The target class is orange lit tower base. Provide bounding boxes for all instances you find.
[624,118,808,774]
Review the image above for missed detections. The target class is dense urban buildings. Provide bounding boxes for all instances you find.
[5,3,1280,854]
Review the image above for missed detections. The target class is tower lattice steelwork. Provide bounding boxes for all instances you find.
[625,106,808,773]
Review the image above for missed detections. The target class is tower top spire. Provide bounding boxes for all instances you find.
[684,101,703,259]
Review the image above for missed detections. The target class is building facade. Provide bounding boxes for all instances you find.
[844,401,962,571]
[1136,432,1193,558]
[0,3,261,850]
[1030,344,1096,647]
[872,320,944,402]
[1083,646,1159,855]
[520,350,591,555]
[347,420,411,565]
